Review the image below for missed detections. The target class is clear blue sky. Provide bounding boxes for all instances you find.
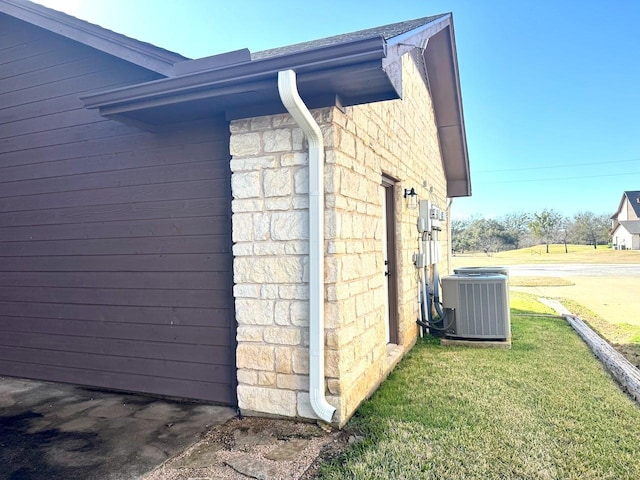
[34,0,640,220]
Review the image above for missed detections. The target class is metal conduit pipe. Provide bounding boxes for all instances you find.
[277,69,336,423]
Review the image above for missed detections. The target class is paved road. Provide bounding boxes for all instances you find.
[508,263,640,277]
[504,263,640,325]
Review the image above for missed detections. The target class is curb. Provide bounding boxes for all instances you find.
[540,298,640,404]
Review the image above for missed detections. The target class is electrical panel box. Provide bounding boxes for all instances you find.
[418,200,445,232]
[417,200,430,233]
[422,240,441,265]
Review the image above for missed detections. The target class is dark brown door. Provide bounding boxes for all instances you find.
[382,177,399,344]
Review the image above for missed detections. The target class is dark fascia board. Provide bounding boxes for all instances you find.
[421,16,471,198]
[0,0,186,76]
[376,14,470,198]
[381,13,452,97]
[82,36,388,113]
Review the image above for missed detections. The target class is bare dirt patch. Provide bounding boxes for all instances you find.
[142,416,352,480]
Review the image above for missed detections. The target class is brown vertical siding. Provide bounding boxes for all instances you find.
[0,15,236,405]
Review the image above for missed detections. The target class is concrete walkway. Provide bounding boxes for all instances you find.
[0,377,235,480]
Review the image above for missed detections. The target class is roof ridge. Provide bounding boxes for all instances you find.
[0,0,188,75]
[252,13,449,60]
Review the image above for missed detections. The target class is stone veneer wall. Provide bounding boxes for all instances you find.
[230,52,448,426]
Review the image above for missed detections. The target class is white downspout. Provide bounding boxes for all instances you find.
[447,198,453,274]
[277,69,336,423]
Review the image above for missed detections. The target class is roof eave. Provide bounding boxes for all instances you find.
[82,36,391,122]
[78,12,470,198]
[424,15,471,198]
[381,14,470,197]
[0,0,185,76]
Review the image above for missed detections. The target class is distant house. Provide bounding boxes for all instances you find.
[611,191,640,250]
[0,0,470,426]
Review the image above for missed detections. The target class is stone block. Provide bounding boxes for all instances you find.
[272,114,297,128]
[296,392,319,420]
[230,132,261,156]
[230,155,277,171]
[232,242,252,256]
[263,327,301,346]
[275,347,292,374]
[341,255,362,281]
[232,213,253,242]
[325,329,339,348]
[324,349,340,378]
[234,257,304,284]
[229,119,250,133]
[265,197,291,211]
[250,116,272,131]
[233,284,258,298]
[292,128,305,150]
[290,301,309,327]
[236,369,258,385]
[327,379,341,395]
[263,128,292,152]
[236,344,275,371]
[292,196,309,209]
[231,171,261,199]
[235,298,274,326]
[260,284,279,299]
[271,211,308,240]
[284,241,308,255]
[257,371,276,386]
[274,301,291,325]
[281,152,307,166]
[253,242,286,256]
[252,213,270,241]
[263,168,292,197]
[232,198,264,213]
[236,325,263,342]
[291,348,309,374]
[277,374,309,391]
[277,285,308,300]
[237,386,296,417]
[293,168,309,194]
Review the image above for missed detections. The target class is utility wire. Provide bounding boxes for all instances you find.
[479,170,639,185]
[475,157,639,174]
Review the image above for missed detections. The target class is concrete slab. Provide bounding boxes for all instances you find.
[0,376,235,480]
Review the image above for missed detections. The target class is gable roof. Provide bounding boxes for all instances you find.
[0,0,187,76]
[252,15,447,60]
[624,191,640,217]
[81,14,470,197]
[618,221,640,235]
[612,190,640,219]
[1,3,470,197]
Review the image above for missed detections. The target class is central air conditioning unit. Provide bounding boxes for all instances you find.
[441,274,511,340]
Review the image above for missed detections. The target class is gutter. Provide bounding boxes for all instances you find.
[82,36,387,113]
[277,69,336,423]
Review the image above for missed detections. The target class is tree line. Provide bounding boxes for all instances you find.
[452,209,611,254]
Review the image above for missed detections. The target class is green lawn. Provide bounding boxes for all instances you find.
[453,244,640,265]
[319,293,640,479]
